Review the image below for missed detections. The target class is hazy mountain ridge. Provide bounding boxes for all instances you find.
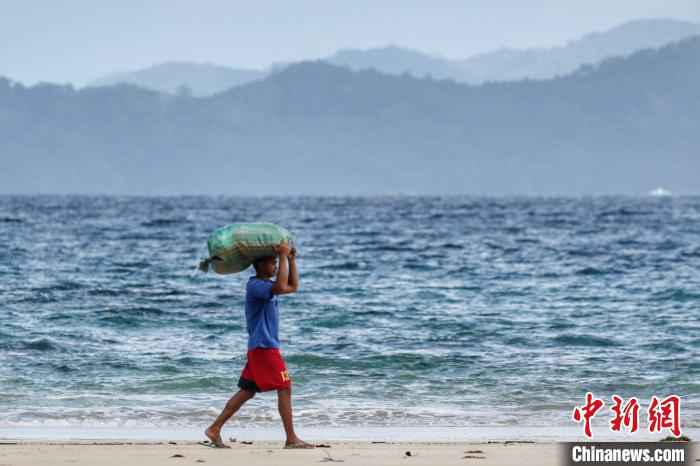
[88,62,267,97]
[325,46,462,80]
[84,18,700,96]
[328,18,700,83]
[1,36,698,195]
[455,18,700,82]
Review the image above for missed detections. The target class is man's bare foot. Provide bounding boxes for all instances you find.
[284,438,314,449]
[204,426,230,448]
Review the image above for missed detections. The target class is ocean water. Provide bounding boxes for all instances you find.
[1,195,699,439]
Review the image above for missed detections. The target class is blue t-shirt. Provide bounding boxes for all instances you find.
[245,277,280,349]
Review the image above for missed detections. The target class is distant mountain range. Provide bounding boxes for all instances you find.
[85,18,700,96]
[89,62,267,97]
[455,17,700,82]
[2,36,698,195]
[328,18,700,83]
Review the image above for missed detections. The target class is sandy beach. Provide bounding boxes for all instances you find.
[0,440,568,466]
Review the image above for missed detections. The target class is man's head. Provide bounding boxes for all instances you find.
[253,255,277,278]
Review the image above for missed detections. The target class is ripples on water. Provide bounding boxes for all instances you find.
[0,195,698,431]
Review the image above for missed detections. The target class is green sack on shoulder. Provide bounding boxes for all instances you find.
[198,222,295,274]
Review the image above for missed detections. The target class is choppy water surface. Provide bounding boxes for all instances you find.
[1,195,698,434]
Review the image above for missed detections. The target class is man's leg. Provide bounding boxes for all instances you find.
[277,386,313,448]
[205,389,255,447]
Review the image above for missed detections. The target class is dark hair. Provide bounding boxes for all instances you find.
[252,255,275,270]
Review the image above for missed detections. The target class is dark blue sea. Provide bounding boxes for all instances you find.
[1,195,698,440]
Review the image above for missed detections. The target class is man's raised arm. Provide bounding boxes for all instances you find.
[287,247,299,292]
[271,241,294,295]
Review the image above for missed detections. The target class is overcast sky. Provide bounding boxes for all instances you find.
[1,0,698,86]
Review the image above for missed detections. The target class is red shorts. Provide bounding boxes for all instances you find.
[238,347,291,392]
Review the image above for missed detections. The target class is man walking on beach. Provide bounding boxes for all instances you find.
[205,242,313,449]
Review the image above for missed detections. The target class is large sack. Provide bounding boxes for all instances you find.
[198,222,295,274]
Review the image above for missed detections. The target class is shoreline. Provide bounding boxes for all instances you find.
[3,425,697,442]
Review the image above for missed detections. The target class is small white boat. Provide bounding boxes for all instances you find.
[649,187,672,197]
